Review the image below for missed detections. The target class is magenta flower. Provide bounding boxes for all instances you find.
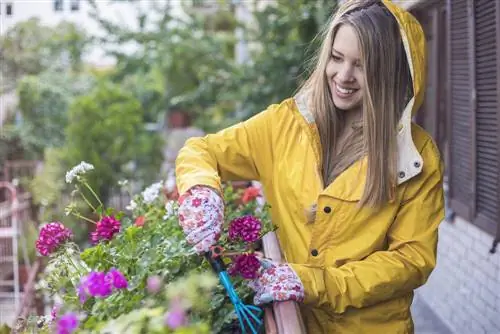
[228,215,262,243]
[56,312,79,334]
[147,275,162,294]
[35,222,73,256]
[164,308,187,329]
[228,254,261,279]
[91,215,121,244]
[106,268,128,289]
[78,271,113,303]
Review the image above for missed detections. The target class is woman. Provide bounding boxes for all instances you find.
[176,0,444,332]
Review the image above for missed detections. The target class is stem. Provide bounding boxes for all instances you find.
[83,181,103,208]
[71,211,97,225]
[80,192,97,212]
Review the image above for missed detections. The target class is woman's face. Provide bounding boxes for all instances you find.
[325,24,364,111]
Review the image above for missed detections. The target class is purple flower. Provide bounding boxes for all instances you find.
[228,215,262,243]
[51,305,59,321]
[147,275,162,294]
[106,268,128,289]
[35,222,72,256]
[228,254,261,279]
[164,308,187,329]
[91,215,121,244]
[56,312,79,334]
[78,271,113,302]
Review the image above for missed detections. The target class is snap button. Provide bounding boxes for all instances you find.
[398,171,405,178]
[414,161,421,168]
[323,206,332,213]
[311,249,319,257]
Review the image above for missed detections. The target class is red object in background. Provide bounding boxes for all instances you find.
[242,186,261,204]
[134,216,146,227]
[168,110,191,129]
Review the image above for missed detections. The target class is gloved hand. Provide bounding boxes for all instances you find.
[178,186,224,254]
[248,259,305,305]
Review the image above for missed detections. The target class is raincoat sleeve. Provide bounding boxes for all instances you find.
[175,103,280,196]
[290,138,445,313]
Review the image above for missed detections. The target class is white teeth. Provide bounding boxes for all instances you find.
[336,84,355,95]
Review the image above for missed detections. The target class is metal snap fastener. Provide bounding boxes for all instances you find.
[323,206,332,214]
[399,171,406,178]
[311,249,319,257]
[414,161,421,168]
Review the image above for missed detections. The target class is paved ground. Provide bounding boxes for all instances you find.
[412,293,453,334]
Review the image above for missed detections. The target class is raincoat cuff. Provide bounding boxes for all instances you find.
[176,178,222,198]
[289,264,325,305]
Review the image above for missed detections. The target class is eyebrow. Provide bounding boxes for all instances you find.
[332,48,343,56]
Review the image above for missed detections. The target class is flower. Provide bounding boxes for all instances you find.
[65,161,94,184]
[91,215,121,244]
[147,275,162,294]
[163,201,176,220]
[228,215,262,243]
[242,186,261,203]
[78,272,113,302]
[51,305,59,321]
[56,312,79,334]
[164,307,187,329]
[134,216,146,227]
[228,254,261,279]
[125,199,137,211]
[142,181,164,204]
[107,268,128,289]
[35,222,73,256]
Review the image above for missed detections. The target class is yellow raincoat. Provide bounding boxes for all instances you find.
[176,1,444,333]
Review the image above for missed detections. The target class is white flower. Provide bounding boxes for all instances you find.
[163,200,177,220]
[142,181,163,204]
[118,179,129,187]
[65,161,94,183]
[125,199,137,211]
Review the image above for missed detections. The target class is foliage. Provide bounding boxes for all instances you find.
[64,82,163,205]
[0,18,90,92]
[29,163,273,333]
[14,71,95,158]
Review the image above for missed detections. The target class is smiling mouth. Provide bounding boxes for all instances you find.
[334,82,359,97]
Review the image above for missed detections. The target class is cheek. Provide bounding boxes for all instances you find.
[325,61,336,78]
[354,70,364,90]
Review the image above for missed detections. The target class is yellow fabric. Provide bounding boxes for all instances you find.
[176,1,444,333]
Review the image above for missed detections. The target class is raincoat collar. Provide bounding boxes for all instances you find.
[294,0,426,202]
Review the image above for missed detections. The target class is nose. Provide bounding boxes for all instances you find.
[336,63,355,83]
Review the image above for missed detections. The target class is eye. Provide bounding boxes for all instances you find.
[331,54,342,62]
[354,61,363,69]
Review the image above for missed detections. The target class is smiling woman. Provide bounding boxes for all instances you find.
[176,0,444,333]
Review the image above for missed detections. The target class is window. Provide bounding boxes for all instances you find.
[6,3,13,15]
[70,0,80,11]
[54,0,63,12]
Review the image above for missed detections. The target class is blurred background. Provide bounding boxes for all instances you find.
[0,0,499,333]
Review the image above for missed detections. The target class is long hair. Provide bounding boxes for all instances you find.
[301,0,413,221]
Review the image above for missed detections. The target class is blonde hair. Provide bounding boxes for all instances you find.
[301,0,413,222]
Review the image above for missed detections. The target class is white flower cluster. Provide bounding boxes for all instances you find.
[125,199,137,211]
[163,200,177,220]
[65,161,94,184]
[142,181,163,204]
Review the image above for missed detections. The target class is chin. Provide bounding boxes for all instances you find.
[332,97,361,111]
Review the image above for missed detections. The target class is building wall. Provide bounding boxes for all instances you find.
[416,216,500,333]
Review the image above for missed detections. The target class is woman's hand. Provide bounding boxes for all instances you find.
[178,186,224,254]
[249,259,305,305]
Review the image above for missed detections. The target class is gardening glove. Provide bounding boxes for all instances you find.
[178,185,224,254]
[248,259,305,305]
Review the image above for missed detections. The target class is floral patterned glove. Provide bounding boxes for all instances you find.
[248,259,305,305]
[178,186,224,254]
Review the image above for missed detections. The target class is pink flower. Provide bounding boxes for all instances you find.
[107,268,128,289]
[56,312,79,334]
[228,254,261,279]
[147,275,162,294]
[164,303,187,329]
[228,215,262,243]
[35,222,73,256]
[91,215,121,244]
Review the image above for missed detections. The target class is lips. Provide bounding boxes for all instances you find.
[334,82,359,98]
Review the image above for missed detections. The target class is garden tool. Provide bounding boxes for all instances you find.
[205,247,263,334]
